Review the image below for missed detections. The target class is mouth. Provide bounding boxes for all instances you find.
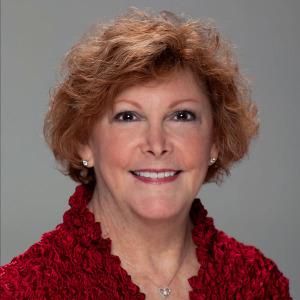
[129,169,182,184]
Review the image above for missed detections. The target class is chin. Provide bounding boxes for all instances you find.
[129,195,185,221]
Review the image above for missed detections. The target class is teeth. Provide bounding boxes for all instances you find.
[157,172,164,178]
[133,171,177,178]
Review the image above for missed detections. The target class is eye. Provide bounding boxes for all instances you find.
[113,111,139,122]
[172,110,196,122]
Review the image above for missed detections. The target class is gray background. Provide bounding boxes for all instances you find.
[1,0,299,298]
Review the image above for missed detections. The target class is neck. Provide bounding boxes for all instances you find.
[87,187,194,274]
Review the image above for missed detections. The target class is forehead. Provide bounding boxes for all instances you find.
[113,68,209,106]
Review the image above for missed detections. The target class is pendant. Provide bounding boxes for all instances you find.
[159,287,171,297]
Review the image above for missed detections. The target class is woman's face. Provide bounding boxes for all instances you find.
[81,68,218,220]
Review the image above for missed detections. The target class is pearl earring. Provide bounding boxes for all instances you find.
[82,160,89,167]
[209,157,217,165]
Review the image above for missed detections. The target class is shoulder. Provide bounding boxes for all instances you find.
[213,229,291,299]
[0,224,81,299]
[191,199,291,298]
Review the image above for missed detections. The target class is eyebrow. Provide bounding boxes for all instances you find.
[114,99,143,109]
[168,98,201,108]
[114,98,201,109]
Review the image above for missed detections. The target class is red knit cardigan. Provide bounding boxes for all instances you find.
[0,185,291,299]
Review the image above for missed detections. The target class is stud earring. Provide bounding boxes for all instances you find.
[209,157,217,166]
[82,160,89,167]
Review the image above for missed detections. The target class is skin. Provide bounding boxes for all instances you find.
[80,68,218,299]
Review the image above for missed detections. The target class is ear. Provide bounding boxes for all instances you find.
[78,143,94,168]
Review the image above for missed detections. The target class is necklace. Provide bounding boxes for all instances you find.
[120,227,191,298]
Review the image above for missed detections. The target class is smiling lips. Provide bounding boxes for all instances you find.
[130,169,182,184]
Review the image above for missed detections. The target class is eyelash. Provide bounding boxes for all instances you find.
[173,110,196,122]
[113,111,140,122]
[113,110,197,122]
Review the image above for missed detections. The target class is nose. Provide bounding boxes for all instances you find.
[141,122,172,157]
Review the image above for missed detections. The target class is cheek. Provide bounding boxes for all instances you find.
[173,125,213,168]
[91,127,133,171]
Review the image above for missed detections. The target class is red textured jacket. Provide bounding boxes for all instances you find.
[0,185,291,299]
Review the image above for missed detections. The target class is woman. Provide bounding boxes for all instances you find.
[0,8,291,299]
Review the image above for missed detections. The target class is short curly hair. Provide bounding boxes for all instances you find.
[44,8,259,186]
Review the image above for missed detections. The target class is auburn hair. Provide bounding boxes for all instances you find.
[44,8,259,185]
